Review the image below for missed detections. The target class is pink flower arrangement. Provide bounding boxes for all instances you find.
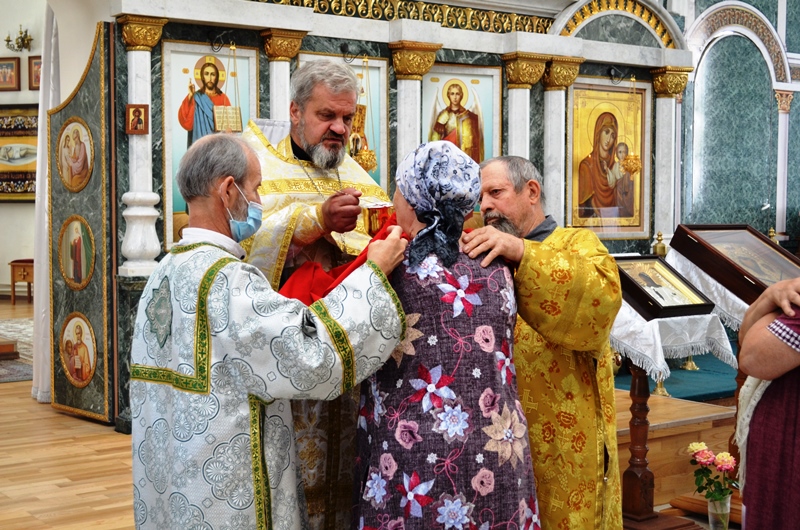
[687,442,739,501]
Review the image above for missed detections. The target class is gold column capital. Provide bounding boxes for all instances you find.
[502,52,548,89]
[260,28,307,62]
[542,56,583,91]
[116,15,168,52]
[388,41,442,81]
[775,90,794,114]
[651,66,693,98]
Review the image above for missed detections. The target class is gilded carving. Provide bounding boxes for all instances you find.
[260,29,307,61]
[388,41,442,80]
[697,7,788,82]
[116,15,168,52]
[651,66,693,98]
[559,0,676,49]
[775,91,793,114]
[502,52,548,89]
[250,0,552,34]
[792,66,800,82]
[543,57,583,91]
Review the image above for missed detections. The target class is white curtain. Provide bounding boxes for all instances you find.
[31,5,59,403]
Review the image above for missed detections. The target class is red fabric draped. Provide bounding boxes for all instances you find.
[279,213,404,305]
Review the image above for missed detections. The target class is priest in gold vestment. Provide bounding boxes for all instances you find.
[462,156,623,529]
[242,60,391,530]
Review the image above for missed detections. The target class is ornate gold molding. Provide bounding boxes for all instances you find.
[502,52,548,89]
[560,0,676,49]
[775,90,794,114]
[249,1,552,34]
[542,56,584,91]
[260,28,307,62]
[116,15,168,52]
[388,41,442,80]
[651,66,693,98]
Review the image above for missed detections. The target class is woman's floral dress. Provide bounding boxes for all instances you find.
[353,251,541,530]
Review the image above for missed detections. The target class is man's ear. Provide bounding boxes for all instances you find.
[527,179,542,205]
[218,175,237,208]
[289,101,301,126]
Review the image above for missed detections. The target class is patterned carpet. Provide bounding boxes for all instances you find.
[0,318,33,362]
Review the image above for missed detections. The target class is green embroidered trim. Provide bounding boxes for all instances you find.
[170,242,231,255]
[249,395,273,530]
[131,256,238,393]
[309,299,356,394]
[366,259,407,341]
[271,206,302,290]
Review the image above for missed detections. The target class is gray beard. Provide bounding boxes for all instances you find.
[483,212,521,237]
[297,119,345,170]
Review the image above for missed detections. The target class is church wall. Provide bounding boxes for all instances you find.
[575,13,663,48]
[682,34,777,231]
[0,0,43,294]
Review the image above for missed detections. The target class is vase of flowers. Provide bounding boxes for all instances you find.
[687,442,738,530]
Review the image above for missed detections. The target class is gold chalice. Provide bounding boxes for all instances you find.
[364,204,395,237]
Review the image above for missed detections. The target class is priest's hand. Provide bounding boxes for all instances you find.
[367,225,407,275]
[322,188,363,233]
[460,225,524,268]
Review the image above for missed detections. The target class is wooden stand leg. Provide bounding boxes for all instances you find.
[623,361,702,530]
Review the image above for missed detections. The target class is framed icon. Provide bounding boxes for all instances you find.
[671,224,800,304]
[59,312,97,388]
[567,76,653,239]
[0,57,20,91]
[57,215,95,290]
[56,116,94,192]
[616,255,714,320]
[125,103,149,135]
[421,63,502,166]
[28,55,41,90]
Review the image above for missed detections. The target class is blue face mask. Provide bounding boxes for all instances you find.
[227,183,263,242]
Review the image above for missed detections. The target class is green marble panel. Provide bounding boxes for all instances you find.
[787,0,800,54]
[529,82,544,173]
[685,35,776,232]
[49,23,113,422]
[696,0,778,26]
[574,14,661,48]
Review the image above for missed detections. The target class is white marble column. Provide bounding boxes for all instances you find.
[389,41,441,168]
[775,91,793,233]
[543,89,566,224]
[261,29,307,122]
[117,16,167,277]
[652,96,678,248]
[541,57,582,225]
[396,78,422,159]
[506,88,530,158]
[651,66,692,248]
[270,61,291,121]
[502,53,547,160]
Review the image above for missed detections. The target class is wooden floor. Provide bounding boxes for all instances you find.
[0,381,133,529]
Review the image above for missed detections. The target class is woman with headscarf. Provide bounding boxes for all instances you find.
[353,141,540,529]
[578,111,618,218]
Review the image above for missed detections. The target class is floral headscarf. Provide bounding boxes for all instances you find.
[395,140,480,267]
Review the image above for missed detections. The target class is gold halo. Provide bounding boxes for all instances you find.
[584,102,626,151]
[441,78,469,107]
[58,311,98,389]
[193,55,227,91]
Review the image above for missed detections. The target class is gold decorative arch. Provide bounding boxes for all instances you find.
[559,0,677,49]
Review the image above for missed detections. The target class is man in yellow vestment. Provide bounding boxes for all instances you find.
[461,156,623,529]
[242,59,390,530]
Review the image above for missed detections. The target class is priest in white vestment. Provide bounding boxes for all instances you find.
[131,134,407,530]
[242,60,391,529]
